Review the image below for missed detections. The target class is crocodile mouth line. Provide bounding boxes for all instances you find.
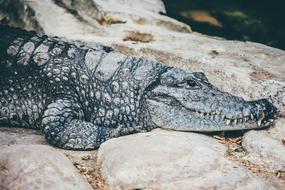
[149,94,274,128]
[190,108,272,127]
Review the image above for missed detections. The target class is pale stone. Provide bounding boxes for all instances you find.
[0,145,93,190]
[0,127,46,147]
[243,118,285,171]
[97,129,283,190]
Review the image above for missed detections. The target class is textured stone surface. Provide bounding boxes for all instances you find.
[0,145,93,190]
[0,128,46,146]
[97,129,284,190]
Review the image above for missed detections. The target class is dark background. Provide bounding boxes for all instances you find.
[163,0,285,50]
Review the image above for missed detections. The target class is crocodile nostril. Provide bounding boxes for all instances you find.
[258,99,276,115]
[253,99,277,125]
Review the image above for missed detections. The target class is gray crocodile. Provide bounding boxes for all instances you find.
[0,25,276,150]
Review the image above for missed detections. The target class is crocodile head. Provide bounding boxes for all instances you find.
[146,68,276,131]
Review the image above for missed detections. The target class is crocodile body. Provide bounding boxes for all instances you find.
[0,25,276,150]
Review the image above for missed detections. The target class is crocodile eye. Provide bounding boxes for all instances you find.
[175,79,199,89]
[186,79,198,87]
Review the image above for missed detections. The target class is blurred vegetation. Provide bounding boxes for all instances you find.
[163,0,285,50]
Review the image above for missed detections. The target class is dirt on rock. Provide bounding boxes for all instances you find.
[64,151,107,190]
[123,31,154,43]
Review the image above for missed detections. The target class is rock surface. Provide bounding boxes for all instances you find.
[97,129,284,190]
[0,128,46,146]
[243,119,285,171]
[0,0,285,189]
[0,145,93,190]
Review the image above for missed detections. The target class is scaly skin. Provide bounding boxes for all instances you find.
[0,25,277,150]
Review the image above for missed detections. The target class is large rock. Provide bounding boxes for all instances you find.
[97,129,284,190]
[243,119,285,171]
[0,145,93,190]
[0,127,46,146]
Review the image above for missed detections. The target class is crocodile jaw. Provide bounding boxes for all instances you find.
[146,97,276,132]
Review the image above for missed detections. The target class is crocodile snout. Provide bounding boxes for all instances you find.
[252,99,276,128]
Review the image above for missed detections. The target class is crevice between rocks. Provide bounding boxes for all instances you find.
[64,152,108,190]
[216,134,285,184]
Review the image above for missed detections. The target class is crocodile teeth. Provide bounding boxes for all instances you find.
[244,117,248,122]
[250,114,254,120]
[222,115,225,120]
[257,119,262,127]
[233,119,237,124]
[226,119,231,125]
[257,112,265,127]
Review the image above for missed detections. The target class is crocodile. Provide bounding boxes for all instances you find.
[0,24,276,150]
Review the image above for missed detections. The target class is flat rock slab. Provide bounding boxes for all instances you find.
[0,145,93,190]
[97,129,284,190]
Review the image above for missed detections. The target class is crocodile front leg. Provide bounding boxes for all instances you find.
[41,98,117,150]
